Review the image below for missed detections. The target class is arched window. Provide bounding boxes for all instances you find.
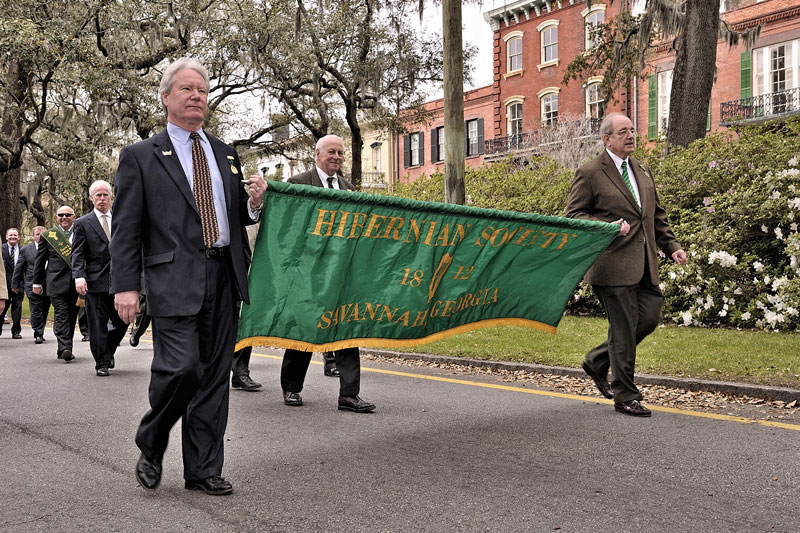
[585,81,605,120]
[538,88,559,126]
[504,32,524,73]
[537,20,559,69]
[582,5,605,50]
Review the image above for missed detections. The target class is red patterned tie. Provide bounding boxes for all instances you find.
[190,132,219,248]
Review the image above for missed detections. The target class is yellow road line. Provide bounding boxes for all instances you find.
[251,351,800,432]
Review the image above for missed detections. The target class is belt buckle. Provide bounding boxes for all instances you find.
[205,248,216,258]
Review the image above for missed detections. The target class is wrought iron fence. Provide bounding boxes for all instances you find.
[484,118,601,156]
[720,87,800,124]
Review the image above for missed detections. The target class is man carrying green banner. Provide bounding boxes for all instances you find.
[236,173,620,378]
[279,135,375,413]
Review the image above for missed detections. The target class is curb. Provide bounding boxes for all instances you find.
[362,349,800,403]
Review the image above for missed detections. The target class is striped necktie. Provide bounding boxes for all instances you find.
[190,132,220,248]
[620,161,640,210]
[327,176,335,189]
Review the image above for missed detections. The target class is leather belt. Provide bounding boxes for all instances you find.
[204,246,229,258]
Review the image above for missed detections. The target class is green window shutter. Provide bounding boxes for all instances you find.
[740,51,752,100]
[647,75,657,140]
[707,98,712,131]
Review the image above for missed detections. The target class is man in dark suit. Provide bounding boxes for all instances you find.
[111,57,266,495]
[33,207,79,361]
[565,112,687,417]
[72,180,128,377]
[12,226,50,343]
[280,134,375,413]
[1,228,24,339]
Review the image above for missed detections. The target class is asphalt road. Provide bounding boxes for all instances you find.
[1,324,798,532]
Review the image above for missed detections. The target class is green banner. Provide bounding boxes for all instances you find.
[236,181,618,352]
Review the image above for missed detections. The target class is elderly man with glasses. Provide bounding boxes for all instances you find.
[33,206,81,362]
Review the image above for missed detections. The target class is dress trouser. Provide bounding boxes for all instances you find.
[50,287,79,355]
[588,277,664,403]
[232,346,252,378]
[27,291,51,338]
[281,347,361,396]
[0,290,23,335]
[322,351,336,372]
[135,254,234,482]
[85,291,128,370]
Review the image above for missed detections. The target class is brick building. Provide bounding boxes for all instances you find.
[386,0,800,183]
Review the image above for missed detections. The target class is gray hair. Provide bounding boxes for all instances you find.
[599,112,631,136]
[158,58,210,112]
[315,134,344,152]
[89,179,112,197]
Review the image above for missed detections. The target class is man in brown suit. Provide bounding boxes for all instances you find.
[565,112,687,417]
[279,134,375,413]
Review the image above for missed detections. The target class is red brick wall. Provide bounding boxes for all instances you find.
[398,86,495,183]
[635,0,800,142]
[492,1,625,139]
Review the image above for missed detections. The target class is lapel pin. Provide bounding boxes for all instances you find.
[230,165,239,174]
[162,150,172,156]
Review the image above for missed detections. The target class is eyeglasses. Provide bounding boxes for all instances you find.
[56,213,74,218]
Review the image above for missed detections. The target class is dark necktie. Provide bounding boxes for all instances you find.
[327,176,335,189]
[11,245,16,267]
[621,161,640,210]
[190,132,220,248]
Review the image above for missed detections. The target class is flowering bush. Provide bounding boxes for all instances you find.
[642,118,800,331]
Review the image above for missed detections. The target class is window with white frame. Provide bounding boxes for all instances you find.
[658,70,672,134]
[542,26,558,63]
[584,9,605,50]
[540,92,559,126]
[586,82,604,120]
[507,36,522,72]
[372,145,381,172]
[466,119,483,156]
[507,101,523,146]
[537,20,559,69]
[752,41,800,96]
[410,133,421,166]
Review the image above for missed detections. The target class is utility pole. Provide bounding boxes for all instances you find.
[442,0,465,205]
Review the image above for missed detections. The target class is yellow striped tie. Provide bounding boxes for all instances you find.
[190,132,220,248]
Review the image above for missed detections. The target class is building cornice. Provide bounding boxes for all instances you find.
[484,0,580,32]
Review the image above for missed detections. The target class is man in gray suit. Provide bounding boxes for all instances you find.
[565,112,687,417]
[12,226,50,343]
[280,135,375,413]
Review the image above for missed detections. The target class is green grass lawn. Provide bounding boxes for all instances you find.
[398,316,800,389]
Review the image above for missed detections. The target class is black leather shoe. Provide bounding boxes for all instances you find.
[185,475,233,495]
[582,362,613,399]
[82,335,89,342]
[129,335,139,347]
[232,375,262,391]
[35,336,44,344]
[12,333,22,339]
[324,367,340,377]
[615,399,651,417]
[96,367,110,377]
[135,453,162,490]
[283,391,303,406]
[338,395,376,413]
[61,349,74,362]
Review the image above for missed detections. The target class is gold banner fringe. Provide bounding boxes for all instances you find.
[235,317,556,353]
